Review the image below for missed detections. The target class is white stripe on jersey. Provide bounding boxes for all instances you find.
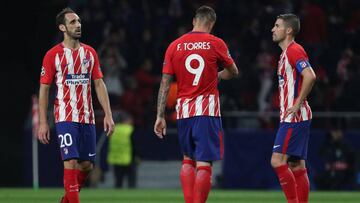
[209,95,215,116]
[195,95,203,116]
[64,48,80,122]
[301,104,308,120]
[55,53,66,121]
[182,99,190,118]
[176,98,181,119]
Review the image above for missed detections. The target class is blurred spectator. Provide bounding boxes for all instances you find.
[107,111,139,188]
[315,124,356,190]
[298,0,327,62]
[120,77,145,127]
[74,0,360,129]
[98,44,127,109]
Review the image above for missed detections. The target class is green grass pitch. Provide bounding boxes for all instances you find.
[0,188,360,203]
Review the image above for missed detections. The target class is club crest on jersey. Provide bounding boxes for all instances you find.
[83,58,90,65]
[300,61,307,68]
[65,73,90,85]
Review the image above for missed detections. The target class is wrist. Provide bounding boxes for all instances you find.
[157,114,165,118]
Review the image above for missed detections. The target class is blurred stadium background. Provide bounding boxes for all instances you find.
[1,0,360,202]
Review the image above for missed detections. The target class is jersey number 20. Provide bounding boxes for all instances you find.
[58,133,73,147]
[185,54,205,86]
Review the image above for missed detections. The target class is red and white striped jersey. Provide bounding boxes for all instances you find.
[277,41,312,123]
[162,32,234,119]
[40,43,103,124]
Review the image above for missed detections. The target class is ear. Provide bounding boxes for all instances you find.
[209,22,215,31]
[192,18,196,26]
[59,24,66,32]
[286,27,293,35]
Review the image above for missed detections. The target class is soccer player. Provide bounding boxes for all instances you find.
[37,7,114,203]
[270,14,316,203]
[154,6,238,203]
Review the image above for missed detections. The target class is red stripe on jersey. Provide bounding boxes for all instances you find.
[282,128,293,154]
[188,99,196,118]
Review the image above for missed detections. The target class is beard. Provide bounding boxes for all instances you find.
[272,35,284,43]
[65,27,82,40]
[69,32,81,40]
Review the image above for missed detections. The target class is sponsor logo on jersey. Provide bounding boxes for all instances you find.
[65,73,90,85]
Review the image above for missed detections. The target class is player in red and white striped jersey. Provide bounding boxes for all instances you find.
[271,14,316,203]
[154,6,238,203]
[37,8,114,203]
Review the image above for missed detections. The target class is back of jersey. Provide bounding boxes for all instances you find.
[162,32,234,119]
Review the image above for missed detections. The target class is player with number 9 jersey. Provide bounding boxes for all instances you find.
[155,6,238,203]
[163,32,234,119]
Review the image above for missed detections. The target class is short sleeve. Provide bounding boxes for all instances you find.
[162,43,175,75]
[40,51,56,85]
[91,49,103,80]
[214,38,234,68]
[287,46,311,74]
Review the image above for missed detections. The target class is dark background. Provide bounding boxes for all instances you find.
[1,0,359,188]
[1,0,66,186]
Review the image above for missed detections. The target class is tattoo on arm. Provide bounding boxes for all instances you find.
[157,74,173,118]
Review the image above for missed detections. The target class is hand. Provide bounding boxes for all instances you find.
[38,122,50,144]
[154,117,166,139]
[284,103,301,119]
[104,115,115,136]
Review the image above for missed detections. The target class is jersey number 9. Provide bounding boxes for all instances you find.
[185,54,205,86]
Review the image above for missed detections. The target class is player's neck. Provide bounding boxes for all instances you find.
[279,37,294,51]
[62,37,80,50]
[192,25,211,33]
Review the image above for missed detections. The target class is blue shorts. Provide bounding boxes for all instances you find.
[55,121,97,163]
[273,120,311,160]
[177,116,224,161]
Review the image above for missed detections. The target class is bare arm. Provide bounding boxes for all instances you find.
[93,79,114,136]
[154,74,173,138]
[38,84,51,144]
[218,63,239,81]
[285,67,316,118]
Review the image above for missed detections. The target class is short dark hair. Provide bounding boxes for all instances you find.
[277,14,300,36]
[56,7,76,27]
[194,6,217,24]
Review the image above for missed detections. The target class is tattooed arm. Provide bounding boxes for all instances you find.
[154,74,174,138]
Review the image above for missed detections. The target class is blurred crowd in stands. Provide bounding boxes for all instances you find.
[61,0,360,129]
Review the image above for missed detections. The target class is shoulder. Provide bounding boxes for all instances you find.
[81,43,97,53]
[209,35,228,47]
[286,42,307,57]
[166,37,183,51]
[44,43,62,58]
